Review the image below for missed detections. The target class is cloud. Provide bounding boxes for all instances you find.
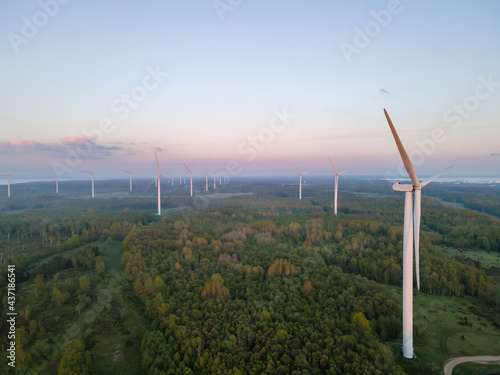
[0,135,127,160]
[60,134,92,145]
[491,153,500,156]
[379,88,390,94]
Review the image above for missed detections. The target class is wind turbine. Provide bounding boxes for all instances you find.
[213,173,216,189]
[295,164,310,200]
[183,163,193,197]
[55,174,59,194]
[154,152,165,215]
[81,171,95,197]
[205,168,208,191]
[384,109,452,359]
[123,170,132,192]
[328,157,350,215]
[0,175,10,198]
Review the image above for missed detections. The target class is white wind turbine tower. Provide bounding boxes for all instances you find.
[81,171,95,197]
[154,152,165,215]
[384,109,452,359]
[213,173,216,189]
[0,175,10,198]
[183,163,193,197]
[123,170,133,192]
[55,174,59,194]
[295,164,310,200]
[205,167,208,191]
[328,157,350,215]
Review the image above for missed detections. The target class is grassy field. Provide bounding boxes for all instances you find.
[439,246,500,269]
[390,288,500,374]
[452,362,500,374]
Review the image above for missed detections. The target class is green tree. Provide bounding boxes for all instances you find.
[58,340,91,375]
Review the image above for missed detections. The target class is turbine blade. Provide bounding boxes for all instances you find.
[421,165,454,188]
[338,169,351,175]
[183,163,192,175]
[384,109,420,187]
[414,189,421,290]
[154,152,160,174]
[328,157,338,175]
[145,177,157,191]
[123,169,131,174]
[81,171,91,174]
[294,163,301,174]
[303,171,311,175]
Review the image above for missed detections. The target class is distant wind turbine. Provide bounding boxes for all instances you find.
[295,164,310,200]
[154,152,165,215]
[219,175,221,185]
[0,174,10,198]
[183,163,193,197]
[55,174,59,194]
[213,173,216,189]
[123,170,133,192]
[81,171,95,197]
[205,167,208,191]
[328,157,350,215]
[384,109,452,359]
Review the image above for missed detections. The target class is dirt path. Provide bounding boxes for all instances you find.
[443,355,500,375]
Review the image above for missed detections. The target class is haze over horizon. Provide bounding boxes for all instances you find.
[1,0,499,180]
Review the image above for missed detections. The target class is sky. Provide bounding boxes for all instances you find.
[0,0,499,181]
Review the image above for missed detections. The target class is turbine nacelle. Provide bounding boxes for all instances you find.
[392,182,415,192]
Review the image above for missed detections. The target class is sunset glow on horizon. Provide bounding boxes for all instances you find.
[1,1,499,180]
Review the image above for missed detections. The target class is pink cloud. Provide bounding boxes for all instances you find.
[9,139,36,147]
[60,134,92,145]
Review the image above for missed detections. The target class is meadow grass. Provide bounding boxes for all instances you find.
[389,288,500,374]
[439,246,500,269]
[453,362,500,374]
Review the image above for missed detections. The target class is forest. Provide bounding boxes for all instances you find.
[0,178,499,374]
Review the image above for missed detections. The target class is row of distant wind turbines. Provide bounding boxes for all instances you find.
[1,158,347,212]
[0,109,453,358]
